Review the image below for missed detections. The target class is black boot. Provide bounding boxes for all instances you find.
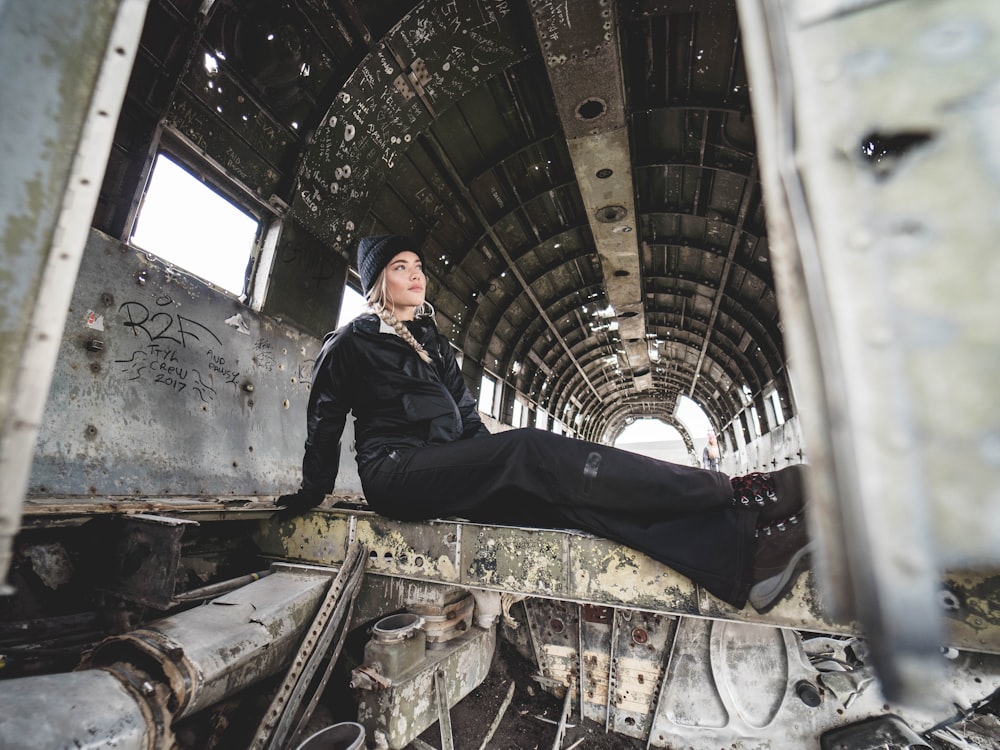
[731,464,808,525]
[748,514,814,614]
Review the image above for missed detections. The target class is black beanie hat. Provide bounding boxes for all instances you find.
[356,234,424,296]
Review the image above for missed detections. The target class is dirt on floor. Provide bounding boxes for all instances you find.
[291,629,644,750]
[409,638,647,750]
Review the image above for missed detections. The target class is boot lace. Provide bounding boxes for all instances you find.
[731,472,777,509]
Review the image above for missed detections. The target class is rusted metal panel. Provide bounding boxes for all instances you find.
[98,513,197,608]
[257,511,353,566]
[580,604,614,725]
[29,230,319,496]
[607,609,677,740]
[165,90,284,197]
[352,572,455,623]
[522,598,580,693]
[355,626,495,750]
[355,513,462,583]
[461,524,570,595]
[941,571,1000,655]
[515,596,1000,750]
[737,0,1000,701]
[642,618,1000,749]
[567,532,700,613]
[0,0,149,598]
[290,0,533,251]
[255,508,1000,653]
[530,0,651,390]
[84,563,333,719]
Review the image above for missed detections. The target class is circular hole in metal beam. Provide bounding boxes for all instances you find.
[576,97,607,120]
[618,311,638,319]
[595,204,627,223]
[613,270,630,277]
[596,168,613,179]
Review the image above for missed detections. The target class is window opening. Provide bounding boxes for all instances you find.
[478,375,496,417]
[512,397,524,428]
[131,153,258,297]
[338,286,367,326]
[616,419,685,461]
[535,407,548,430]
[676,395,711,437]
[768,388,786,427]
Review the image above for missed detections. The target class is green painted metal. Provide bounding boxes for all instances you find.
[254,507,1000,653]
[355,625,495,750]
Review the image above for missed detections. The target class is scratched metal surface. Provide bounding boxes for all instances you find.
[28,230,322,496]
[254,507,1000,654]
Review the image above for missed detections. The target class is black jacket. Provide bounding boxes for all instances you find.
[301,313,490,492]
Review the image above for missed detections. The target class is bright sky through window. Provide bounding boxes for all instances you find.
[131,154,258,296]
[616,396,711,444]
[338,286,367,326]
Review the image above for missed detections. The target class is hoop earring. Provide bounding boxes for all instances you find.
[415,301,435,318]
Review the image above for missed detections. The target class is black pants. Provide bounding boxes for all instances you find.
[359,428,756,608]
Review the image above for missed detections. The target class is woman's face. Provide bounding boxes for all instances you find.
[383,251,425,319]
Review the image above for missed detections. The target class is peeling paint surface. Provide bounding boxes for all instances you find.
[516,600,1000,748]
[356,625,495,750]
[85,565,332,718]
[256,508,1000,652]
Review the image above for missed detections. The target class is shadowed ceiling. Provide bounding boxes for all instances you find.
[96,0,790,445]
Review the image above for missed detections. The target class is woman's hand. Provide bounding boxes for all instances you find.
[274,488,326,518]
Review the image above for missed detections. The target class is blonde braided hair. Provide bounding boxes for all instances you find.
[366,271,434,364]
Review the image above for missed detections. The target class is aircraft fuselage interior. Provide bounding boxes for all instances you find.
[2,1,999,748]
